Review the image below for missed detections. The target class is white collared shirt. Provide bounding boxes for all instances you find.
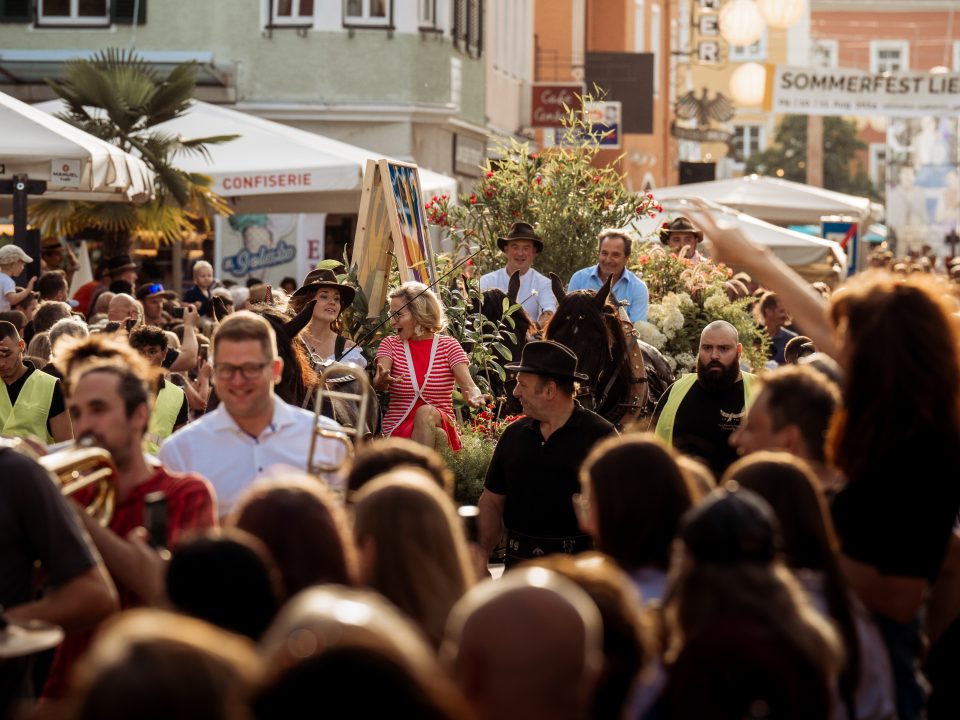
[478,267,557,321]
[159,395,348,516]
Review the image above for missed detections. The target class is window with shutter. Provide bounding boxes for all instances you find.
[37,0,110,25]
[111,0,146,24]
[0,0,32,23]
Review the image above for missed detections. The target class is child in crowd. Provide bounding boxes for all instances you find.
[183,260,218,318]
[0,245,36,313]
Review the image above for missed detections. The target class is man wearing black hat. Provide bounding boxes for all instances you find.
[478,222,557,326]
[478,340,617,567]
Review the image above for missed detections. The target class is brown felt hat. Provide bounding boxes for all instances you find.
[291,268,356,309]
[660,216,703,244]
[497,222,544,253]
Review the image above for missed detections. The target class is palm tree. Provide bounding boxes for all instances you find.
[30,48,237,255]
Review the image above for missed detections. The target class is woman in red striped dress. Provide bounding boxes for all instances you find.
[373,282,486,450]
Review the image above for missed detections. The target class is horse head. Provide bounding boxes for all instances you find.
[544,275,632,422]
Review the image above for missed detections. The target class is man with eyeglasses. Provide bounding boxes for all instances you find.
[158,311,348,517]
[653,320,757,478]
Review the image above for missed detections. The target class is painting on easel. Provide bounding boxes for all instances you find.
[351,159,438,318]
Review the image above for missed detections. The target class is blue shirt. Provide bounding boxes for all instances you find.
[567,265,649,322]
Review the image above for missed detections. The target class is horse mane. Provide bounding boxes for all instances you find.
[248,301,318,407]
[544,284,632,422]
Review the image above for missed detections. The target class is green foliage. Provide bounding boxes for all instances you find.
[441,432,494,505]
[744,115,882,201]
[30,48,237,253]
[425,94,660,282]
[435,255,522,404]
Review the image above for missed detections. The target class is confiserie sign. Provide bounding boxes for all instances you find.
[772,66,960,117]
[531,83,583,128]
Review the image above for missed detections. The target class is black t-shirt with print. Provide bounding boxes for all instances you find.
[658,377,747,479]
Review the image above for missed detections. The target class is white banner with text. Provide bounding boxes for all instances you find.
[772,66,960,117]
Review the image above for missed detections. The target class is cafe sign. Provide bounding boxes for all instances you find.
[531,83,584,128]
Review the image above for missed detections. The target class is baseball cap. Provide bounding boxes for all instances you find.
[135,282,177,301]
[681,483,781,565]
[0,245,33,265]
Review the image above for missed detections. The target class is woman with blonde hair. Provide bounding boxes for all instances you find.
[352,469,476,648]
[374,282,486,450]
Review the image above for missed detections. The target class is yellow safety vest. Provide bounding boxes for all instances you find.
[144,381,185,456]
[655,371,757,446]
[0,369,58,444]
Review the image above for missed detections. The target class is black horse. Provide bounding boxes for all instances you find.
[544,273,673,427]
[473,271,532,416]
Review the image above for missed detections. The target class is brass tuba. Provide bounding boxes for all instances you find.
[307,362,374,477]
[38,439,117,526]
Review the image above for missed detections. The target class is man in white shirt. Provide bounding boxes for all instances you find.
[159,311,348,516]
[479,222,557,326]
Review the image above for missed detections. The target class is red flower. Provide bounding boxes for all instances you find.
[470,194,477,204]
[647,193,654,199]
[593,175,601,182]
[485,188,494,198]
[431,195,438,202]
[486,171,494,178]
[662,222,669,228]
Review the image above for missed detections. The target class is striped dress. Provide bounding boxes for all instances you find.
[376,334,469,447]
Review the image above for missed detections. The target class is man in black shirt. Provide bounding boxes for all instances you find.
[654,320,758,479]
[479,341,617,567]
[0,442,117,716]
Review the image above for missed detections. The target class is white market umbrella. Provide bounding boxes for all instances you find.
[630,197,846,281]
[0,90,153,205]
[652,174,880,226]
[35,99,457,214]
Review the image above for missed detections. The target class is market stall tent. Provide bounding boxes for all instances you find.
[652,174,882,226]
[631,197,846,284]
[0,89,153,208]
[34,99,458,213]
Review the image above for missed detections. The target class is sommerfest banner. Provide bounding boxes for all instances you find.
[771,66,960,117]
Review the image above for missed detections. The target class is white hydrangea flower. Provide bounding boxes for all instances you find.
[675,352,697,373]
[703,291,729,312]
[634,320,667,349]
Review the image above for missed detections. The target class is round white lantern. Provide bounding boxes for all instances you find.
[719,0,766,47]
[729,62,768,107]
[757,0,806,30]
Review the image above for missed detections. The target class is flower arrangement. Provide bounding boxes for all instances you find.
[441,406,524,505]
[632,243,769,373]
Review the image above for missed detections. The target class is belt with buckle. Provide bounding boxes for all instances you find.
[503,529,593,566]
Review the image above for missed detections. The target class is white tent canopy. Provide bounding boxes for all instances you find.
[0,90,153,205]
[35,99,458,214]
[631,197,846,276]
[652,174,881,226]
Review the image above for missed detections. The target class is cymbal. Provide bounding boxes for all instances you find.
[0,619,64,659]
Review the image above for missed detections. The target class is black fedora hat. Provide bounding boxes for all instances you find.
[504,340,589,382]
[106,253,138,275]
[660,216,703,244]
[497,222,544,253]
[291,267,356,308]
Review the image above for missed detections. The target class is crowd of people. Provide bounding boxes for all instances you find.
[1,208,959,720]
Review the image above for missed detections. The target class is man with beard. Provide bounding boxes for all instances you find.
[653,321,757,478]
[42,335,216,699]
